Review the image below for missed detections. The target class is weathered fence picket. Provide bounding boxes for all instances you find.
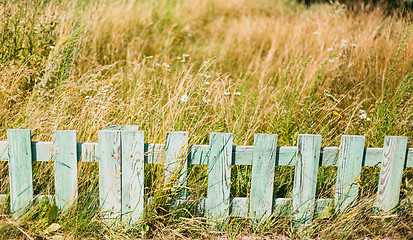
[0,129,412,226]
[121,130,144,223]
[207,133,233,221]
[292,134,322,225]
[164,131,188,197]
[250,134,277,219]
[375,136,408,212]
[98,130,122,220]
[334,135,365,212]
[7,129,33,219]
[53,130,78,210]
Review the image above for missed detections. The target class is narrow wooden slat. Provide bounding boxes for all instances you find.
[164,132,189,197]
[250,134,277,219]
[206,133,233,221]
[276,147,296,165]
[121,131,144,223]
[98,130,122,220]
[407,148,413,168]
[321,147,339,166]
[0,141,8,161]
[32,142,53,162]
[335,135,365,212]
[53,130,78,210]
[375,136,408,212]
[232,146,254,165]
[230,197,248,217]
[315,198,333,214]
[7,129,33,218]
[363,148,383,167]
[144,143,164,164]
[2,140,410,167]
[292,134,322,225]
[77,142,98,162]
[188,145,209,165]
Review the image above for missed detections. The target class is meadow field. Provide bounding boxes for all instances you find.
[0,0,412,239]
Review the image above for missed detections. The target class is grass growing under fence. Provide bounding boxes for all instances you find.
[0,0,412,238]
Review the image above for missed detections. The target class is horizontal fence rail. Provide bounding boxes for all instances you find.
[0,128,412,225]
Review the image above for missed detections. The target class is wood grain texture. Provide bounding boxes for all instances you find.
[206,133,233,221]
[335,135,365,212]
[7,129,33,219]
[164,132,189,197]
[375,136,408,212]
[250,134,277,219]
[292,134,322,225]
[98,130,122,220]
[53,130,78,211]
[121,130,144,223]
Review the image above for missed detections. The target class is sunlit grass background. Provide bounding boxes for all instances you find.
[0,0,412,238]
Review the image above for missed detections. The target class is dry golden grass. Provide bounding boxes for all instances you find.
[0,0,412,239]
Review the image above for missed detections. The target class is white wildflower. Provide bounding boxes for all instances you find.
[202,97,211,103]
[162,63,170,68]
[205,75,211,79]
[313,31,320,35]
[351,43,358,48]
[340,39,347,48]
[180,94,189,102]
[359,110,371,121]
[177,57,181,60]
[328,59,335,63]
[327,47,333,52]
[183,54,190,58]
[145,55,154,59]
[223,91,230,95]
[49,46,55,49]
[204,81,210,85]
[234,92,241,96]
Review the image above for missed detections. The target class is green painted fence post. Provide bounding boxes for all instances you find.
[292,134,322,225]
[250,133,277,220]
[164,131,189,198]
[7,129,33,219]
[334,135,365,212]
[53,130,78,211]
[98,130,122,221]
[206,133,233,221]
[375,136,408,212]
[121,130,144,223]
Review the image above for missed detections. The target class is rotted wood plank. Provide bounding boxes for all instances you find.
[206,133,233,221]
[250,134,277,219]
[375,136,408,212]
[335,135,365,212]
[98,130,122,221]
[292,134,322,225]
[53,130,78,211]
[121,130,144,223]
[7,129,34,219]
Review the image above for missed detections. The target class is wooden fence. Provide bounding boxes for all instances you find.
[0,128,412,225]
